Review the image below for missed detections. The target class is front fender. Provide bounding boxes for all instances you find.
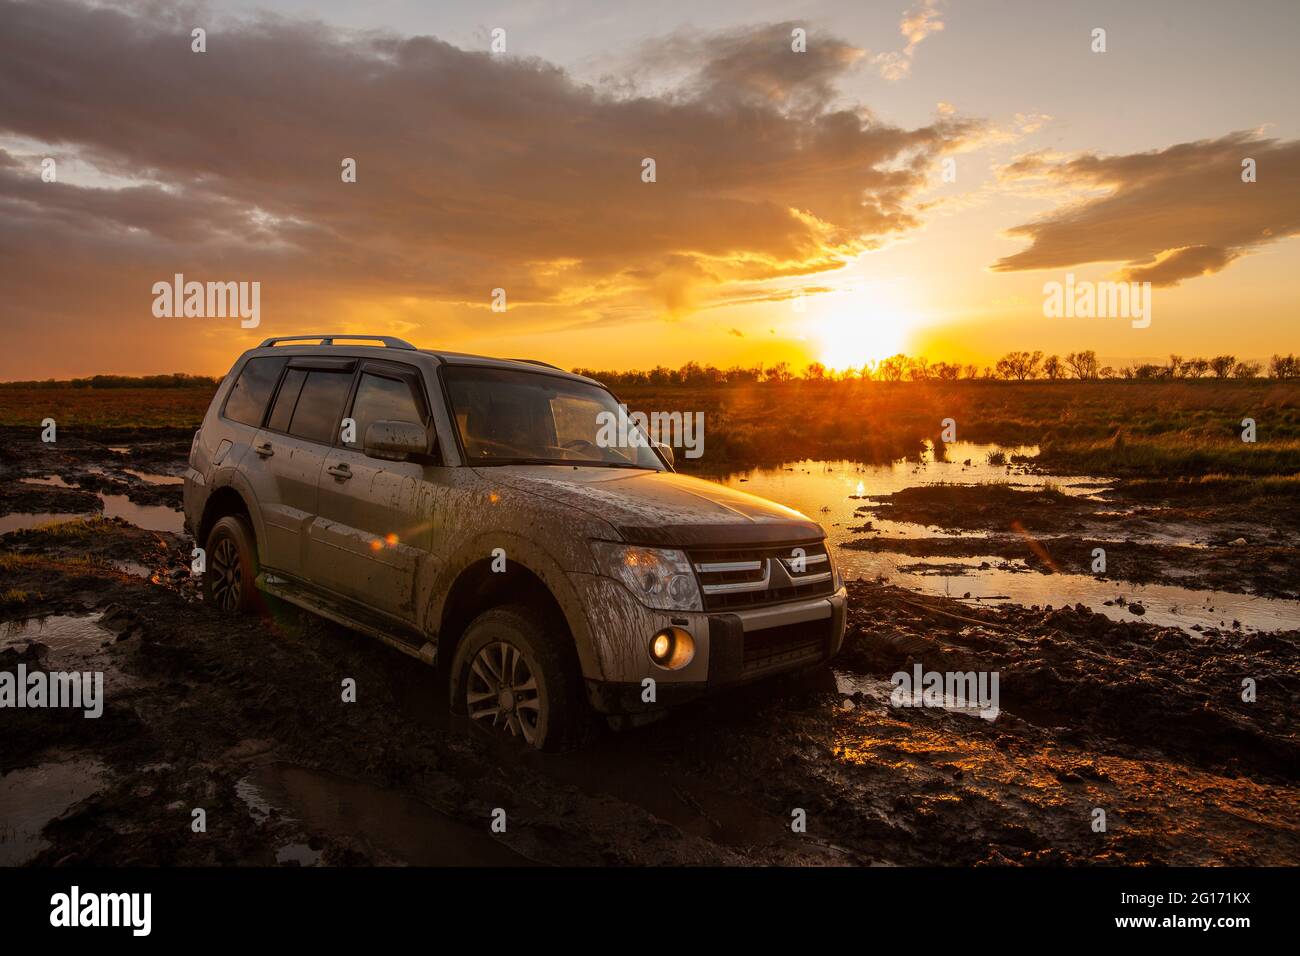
[427,531,604,680]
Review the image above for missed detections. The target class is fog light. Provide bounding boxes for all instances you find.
[648,626,695,670]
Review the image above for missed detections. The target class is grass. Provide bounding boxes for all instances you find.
[1122,472,1300,502]
[2,379,1297,479]
[0,385,215,428]
[0,587,39,610]
[1040,434,1300,476]
[0,553,95,570]
[616,379,1300,477]
[5,517,121,541]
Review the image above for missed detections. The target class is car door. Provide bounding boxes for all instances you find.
[247,358,356,578]
[309,362,438,621]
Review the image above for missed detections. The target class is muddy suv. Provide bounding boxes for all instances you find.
[184,334,846,749]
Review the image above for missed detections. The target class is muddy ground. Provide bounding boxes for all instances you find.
[846,481,1300,601]
[1,428,1298,866]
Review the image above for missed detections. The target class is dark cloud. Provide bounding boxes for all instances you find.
[992,132,1300,286]
[0,0,980,374]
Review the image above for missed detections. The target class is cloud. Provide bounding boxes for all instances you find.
[992,132,1300,286]
[873,1,945,82]
[0,1,982,374]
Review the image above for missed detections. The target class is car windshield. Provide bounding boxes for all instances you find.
[442,366,666,470]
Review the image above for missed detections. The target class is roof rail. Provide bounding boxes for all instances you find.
[512,358,562,370]
[258,335,416,350]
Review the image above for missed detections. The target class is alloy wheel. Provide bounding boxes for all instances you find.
[210,537,242,610]
[466,641,543,744]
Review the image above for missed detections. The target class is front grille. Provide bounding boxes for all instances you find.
[741,619,829,677]
[689,540,835,611]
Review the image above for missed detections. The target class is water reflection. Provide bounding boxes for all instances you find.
[717,446,1300,634]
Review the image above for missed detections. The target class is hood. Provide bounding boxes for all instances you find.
[478,466,824,548]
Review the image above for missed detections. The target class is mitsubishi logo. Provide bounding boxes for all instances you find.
[767,556,795,589]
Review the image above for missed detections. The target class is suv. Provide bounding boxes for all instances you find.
[184,335,846,749]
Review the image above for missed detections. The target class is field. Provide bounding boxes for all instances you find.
[0,386,217,430]
[615,379,1300,479]
[5,378,1300,477]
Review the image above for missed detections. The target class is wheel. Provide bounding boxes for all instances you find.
[203,514,260,613]
[450,605,591,751]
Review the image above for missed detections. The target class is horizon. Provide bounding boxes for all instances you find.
[4,347,1295,385]
[1,0,1297,377]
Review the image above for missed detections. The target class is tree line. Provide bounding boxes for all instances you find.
[0,373,222,389]
[575,352,1300,386]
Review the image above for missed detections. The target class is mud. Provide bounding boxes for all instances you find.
[2,532,1296,865]
[2,429,1297,866]
[849,482,1300,599]
[0,425,187,518]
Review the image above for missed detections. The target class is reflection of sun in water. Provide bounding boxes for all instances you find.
[816,310,908,371]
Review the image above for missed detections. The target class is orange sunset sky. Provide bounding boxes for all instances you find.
[0,0,1296,378]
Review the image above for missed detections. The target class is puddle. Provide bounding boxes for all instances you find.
[98,494,184,534]
[235,763,534,866]
[18,476,77,489]
[3,496,183,535]
[1,613,136,688]
[834,670,997,720]
[0,758,108,865]
[0,513,92,535]
[834,670,894,706]
[123,469,184,486]
[2,612,109,658]
[720,448,1300,634]
[109,560,154,579]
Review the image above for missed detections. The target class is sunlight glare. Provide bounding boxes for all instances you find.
[816,309,908,371]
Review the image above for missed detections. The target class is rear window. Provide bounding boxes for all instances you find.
[287,370,353,445]
[223,357,287,427]
[266,368,307,433]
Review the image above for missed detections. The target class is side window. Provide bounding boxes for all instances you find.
[266,368,307,433]
[286,370,354,445]
[222,357,287,427]
[346,372,425,449]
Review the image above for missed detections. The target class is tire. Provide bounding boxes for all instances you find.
[450,604,591,752]
[203,514,260,614]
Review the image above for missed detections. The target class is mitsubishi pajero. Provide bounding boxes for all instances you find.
[184,335,846,749]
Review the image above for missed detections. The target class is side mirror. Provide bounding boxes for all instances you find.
[653,440,675,469]
[363,420,428,462]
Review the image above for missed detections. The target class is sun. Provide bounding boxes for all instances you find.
[815,310,909,371]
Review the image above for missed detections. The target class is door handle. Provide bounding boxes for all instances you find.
[255,441,274,458]
[326,463,352,480]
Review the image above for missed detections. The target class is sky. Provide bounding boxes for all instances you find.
[0,0,1296,378]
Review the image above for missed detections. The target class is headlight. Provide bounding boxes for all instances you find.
[590,542,703,612]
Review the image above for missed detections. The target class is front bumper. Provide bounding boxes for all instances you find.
[576,579,847,714]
